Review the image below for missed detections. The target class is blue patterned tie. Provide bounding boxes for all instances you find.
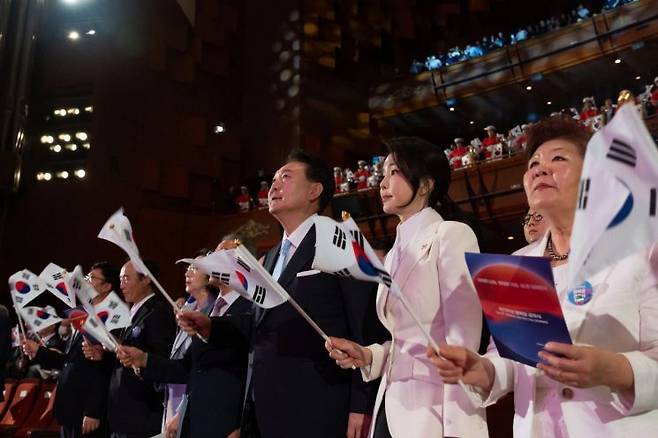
[272,239,292,281]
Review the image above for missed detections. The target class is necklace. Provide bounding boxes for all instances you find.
[546,234,569,261]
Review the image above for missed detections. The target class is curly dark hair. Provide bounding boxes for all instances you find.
[525,115,592,160]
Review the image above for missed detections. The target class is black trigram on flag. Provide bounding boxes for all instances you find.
[211,272,230,286]
[651,188,657,217]
[333,226,346,250]
[110,315,120,324]
[577,178,591,210]
[236,257,251,272]
[21,272,30,280]
[379,271,392,288]
[71,279,82,291]
[606,138,637,167]
[51,272,64,281]
[349,230,364,249]
[335,268,351,277]
[252,285,266,305]
[123,229,133,242]
[108,301,119,310]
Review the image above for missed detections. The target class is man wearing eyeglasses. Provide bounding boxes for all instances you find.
[23,262,120,438]
[522,209,549,244]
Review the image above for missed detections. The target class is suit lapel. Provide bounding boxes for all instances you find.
[391,211,441,291]
[121,297,154,341]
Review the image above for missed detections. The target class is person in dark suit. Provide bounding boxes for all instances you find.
[118,289,251,438]
[84,260,176,438]
[179,149,384,438]
[0,305,11,402]
[23,262,120,438]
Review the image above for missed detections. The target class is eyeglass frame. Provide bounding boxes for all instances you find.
[85,273,108,283]
[521,212,543,226]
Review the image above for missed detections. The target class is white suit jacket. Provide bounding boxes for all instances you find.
[362,209,488,437]
[474,234,658,437]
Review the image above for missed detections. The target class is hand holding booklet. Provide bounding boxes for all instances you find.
[464,252,572,367]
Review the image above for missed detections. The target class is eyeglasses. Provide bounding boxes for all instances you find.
[186,265,199,273]
[521,212,543,226]
[85,274,107,283]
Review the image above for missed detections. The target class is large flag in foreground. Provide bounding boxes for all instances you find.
[94,291,131,331]
[569,103,658,287]
[39,263,76,307]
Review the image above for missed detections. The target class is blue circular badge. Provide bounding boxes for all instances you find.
[568,281,593,306]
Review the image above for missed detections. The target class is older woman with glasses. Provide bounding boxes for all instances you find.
[522,209,548,244]
[430,115,658,437]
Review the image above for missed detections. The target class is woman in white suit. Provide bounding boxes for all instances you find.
[430,115,658,436]
[326,137,488,438]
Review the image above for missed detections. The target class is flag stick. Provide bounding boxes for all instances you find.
[235,245,330,342]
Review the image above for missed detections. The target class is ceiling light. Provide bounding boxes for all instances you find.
[84,106,93,112]
[75,132,88,141]
[525,85,533,91]
[507,236,514,240]
[614,58,621,64]
[546,101,552,105]
[82,142,90,149]
[68,31,80,40]
[58,134,71,142]
[213,124,225,134]
[57,171,69,179]
[41,172,52,181]
[635,75,641,80]
[51,145,62,153]
[86,29,96,35]
[65,143,77,151]
[448,107,455,112]
[74,169,86,179]
[469,120,474,125]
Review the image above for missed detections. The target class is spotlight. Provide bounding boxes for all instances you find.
[86,29,96,35]
[84,106,93,112]
[51,145,62,153]
[449,107,455,112]
[62,0,81,4]
[469,120,475,125]
[40,135,49,144]
[57,171,69,179]
[82,142,90,149]
[635,75,641,80]
[58,134,71,142]
[614,58,621,64]
[65,143,77,151]
[525,85,533,91]
[507,236,515,240]
[67,108,80,115]
[42,172,52,181]
[74,169,86,179]
[546,101,552,105]
[75,132,88,141]
[68,31,80,40]
[213,124,225,134]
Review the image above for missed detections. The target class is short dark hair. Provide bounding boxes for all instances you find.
[90,261,120,294]
[126,258,160,293]
[526,115,591,160]
[385,137,451,208]
[286,149,335,212]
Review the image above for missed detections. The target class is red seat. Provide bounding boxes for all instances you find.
[15,383,58,438]
[0,380,18,424]
[0,379,41,435]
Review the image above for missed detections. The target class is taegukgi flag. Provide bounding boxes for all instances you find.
[178,248,289,309]
[18,306,62,332]
[94,291,131,331]
[39,263,76,308]
[98,208,150,275]
[569,103,658,287]
[9,270,47,307]
[68,265,119,351]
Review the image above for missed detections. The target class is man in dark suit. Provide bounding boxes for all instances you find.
[0,305,11,402]
[180,150,383,438]
[85,260,176,438]
[117,289,251,438]
[23,262,120,438]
